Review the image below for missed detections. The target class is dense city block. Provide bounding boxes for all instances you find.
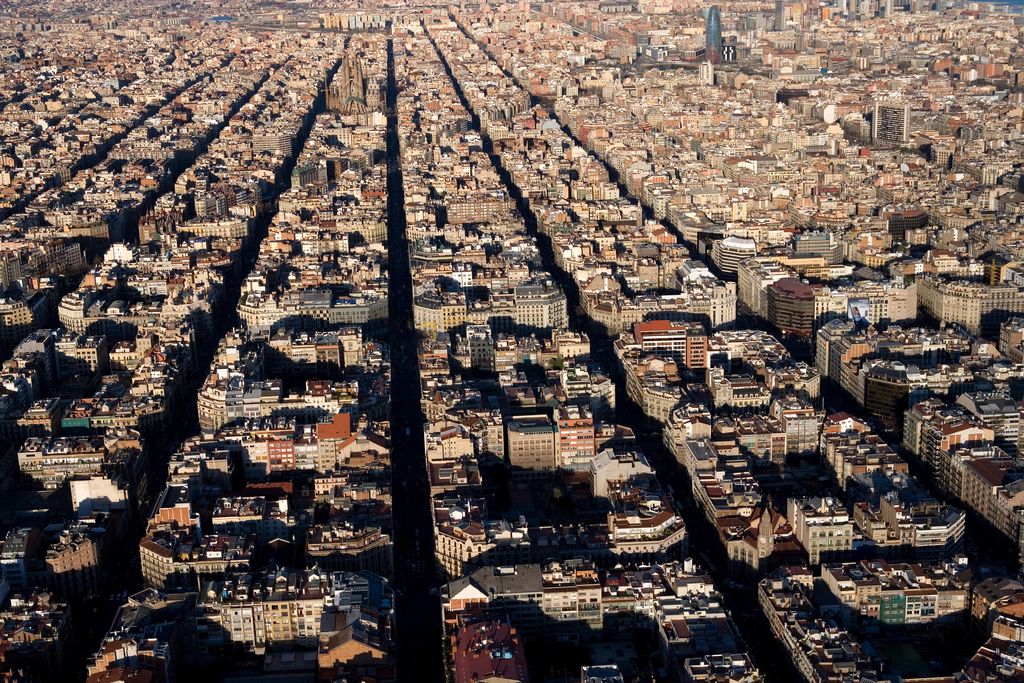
[0,0,1021,682]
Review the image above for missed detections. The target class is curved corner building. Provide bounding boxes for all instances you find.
[711,235,757,277]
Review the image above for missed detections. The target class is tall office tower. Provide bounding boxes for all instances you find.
[839,0,848,15]
[774,0,785,30]
[884,0,894,15]
[872,100,911,146]
[706,6,723,64]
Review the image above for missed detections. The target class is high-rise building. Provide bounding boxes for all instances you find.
[956,392,1021,457]
[774,0,785,30]
[767,278,820,337]
[505,414,558,474]
[632,320,709,368]
[706,6,723,65]
[787,497,854,565]
[887,209,928,242]
[699,60,715,85]
[872,100,910,145]
[711,235,757,277]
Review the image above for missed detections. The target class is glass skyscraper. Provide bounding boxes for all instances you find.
[706,6,723,64]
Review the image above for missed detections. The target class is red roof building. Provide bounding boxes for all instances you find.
[452,620,529,683]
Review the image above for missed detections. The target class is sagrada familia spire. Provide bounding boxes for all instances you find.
[327,50,368,115]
